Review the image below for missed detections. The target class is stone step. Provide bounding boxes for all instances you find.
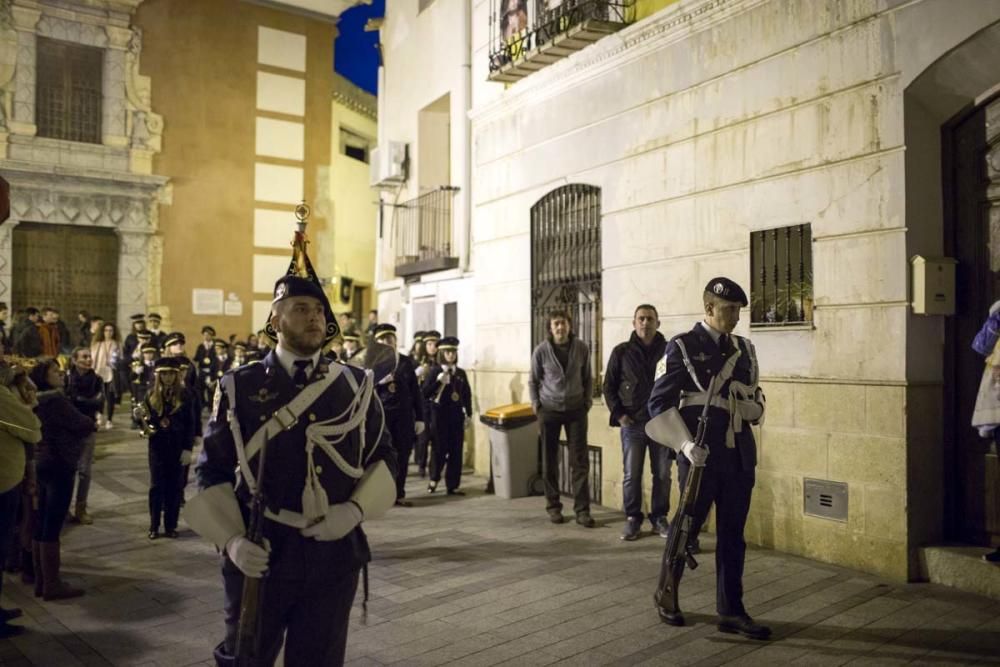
[918,544,1000,600]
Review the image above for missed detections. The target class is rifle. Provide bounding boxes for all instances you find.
[235,432,271,666]
[654,374,718,621]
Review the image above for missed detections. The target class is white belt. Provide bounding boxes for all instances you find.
[679,392,729,412]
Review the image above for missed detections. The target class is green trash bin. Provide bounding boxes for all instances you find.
[480,403,538,499]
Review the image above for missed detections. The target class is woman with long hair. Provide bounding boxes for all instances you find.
[29,358,93,600]
[139,357,196,540]
[0,360,41,637]
[90,322,120,430]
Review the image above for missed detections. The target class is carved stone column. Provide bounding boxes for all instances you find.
[0,219,18,305]
[116,229,151,330]
[103,25,129,148]
[8,4,38,136]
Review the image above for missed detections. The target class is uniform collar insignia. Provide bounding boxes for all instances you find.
[249,387,281,403]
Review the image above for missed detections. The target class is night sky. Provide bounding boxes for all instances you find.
[334,0,385,96]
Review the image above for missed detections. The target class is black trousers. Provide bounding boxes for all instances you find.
[148,443,183,532]
[430,409,464,492]
[414,401,433,471]
[675,461,754,617]
[34,460,75,542]
[539,408,590,515]
[385,410,415,499]
[221,559,359,666]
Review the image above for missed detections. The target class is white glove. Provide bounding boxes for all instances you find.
[415,421,426,436]
[225,536,269,578]
[378,373,393,386]
[194,436,204,448]
[680,440,708,467]
[300,502,363,541]
[436,372,450,384]
[464,416,472,430]
[179,450,193,466]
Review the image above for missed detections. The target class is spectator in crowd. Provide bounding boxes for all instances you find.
[0,302,8,350]
[76,311,91,348]
[29,358,92,600]
[0,361,42,638]
[88,316,104,348]
[66,348,104,525]
[246,332,259,351]
[971,299,1000,564]
[366,309,378,336]
[603,304,672,541]
[37,308,70,357]
[529,311,595,527]
[91,323,120,429]
[12,308,42,358]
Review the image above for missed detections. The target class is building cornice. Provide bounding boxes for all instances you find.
[469,0,766,125]
[332,72,377,120]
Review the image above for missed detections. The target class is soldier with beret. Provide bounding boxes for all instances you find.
[140,357,198,540]
[421,336,472,495]
[647,277,769,639]
[372,324,425,506]
[187,270,397,665]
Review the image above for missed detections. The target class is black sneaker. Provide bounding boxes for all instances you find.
[652,517,670,538]
[621,517,641,541]
[547,509,565,524]
[576,512,596,528]
[984,548,1000,563]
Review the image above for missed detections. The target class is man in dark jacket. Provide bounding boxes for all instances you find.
[66,347,104,525]
[12,308,42,358]
[529,311,594,527]
[603,304,671,541]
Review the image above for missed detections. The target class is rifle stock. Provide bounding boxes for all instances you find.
[235,436,270,666]
[654,375,718,618]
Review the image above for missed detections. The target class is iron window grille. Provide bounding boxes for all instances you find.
[392,186,460,278]
[558,442,602,504]
[35,37,103,144]
[530,184,602,395]
[750,224,814,327]
[488,0,637,82]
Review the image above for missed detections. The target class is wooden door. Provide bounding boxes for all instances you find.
[12,222,119,325]
[945,95,1000,546]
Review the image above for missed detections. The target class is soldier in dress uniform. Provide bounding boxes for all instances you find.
[138,357,197,540]
[646,277,770,640]
[340,330,363,364]
[372,324,425,506]
[130,343,158,428]
[186,271,397,666]
[146,313,166,351]
[194,326,217,405]
[421,336,472,495]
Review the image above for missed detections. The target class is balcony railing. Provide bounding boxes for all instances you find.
[393,186,460,279]
[488,0,637,83]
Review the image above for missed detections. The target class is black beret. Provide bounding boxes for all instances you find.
[373,323,397,340]
[154,357,181,372]
[438,336,459,350]
[424,330,442,341]
[162,332,185,348]
[201,325,216,336]
[704,277,748,307]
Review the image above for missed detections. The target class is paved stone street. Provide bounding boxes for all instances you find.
[1,429,999,667]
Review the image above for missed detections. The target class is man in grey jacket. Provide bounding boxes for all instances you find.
[529,311,595,527]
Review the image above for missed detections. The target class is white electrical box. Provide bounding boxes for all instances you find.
[369,141,408,188]
[911,255,957,315]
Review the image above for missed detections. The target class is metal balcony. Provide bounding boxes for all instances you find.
[488,0,637,84]
[393,186,460,279]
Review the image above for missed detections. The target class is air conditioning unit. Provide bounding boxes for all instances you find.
[369,141,408,188]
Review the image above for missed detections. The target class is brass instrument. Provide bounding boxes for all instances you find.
[434,367,453,404]
[132,401,157,438]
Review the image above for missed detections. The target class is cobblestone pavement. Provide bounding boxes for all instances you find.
[1,429,999,666]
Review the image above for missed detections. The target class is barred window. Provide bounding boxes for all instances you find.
[35,37,103,144]
[530,184,602,392]
[750,224,814,327]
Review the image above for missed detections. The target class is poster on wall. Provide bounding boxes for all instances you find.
[192,288,224,315]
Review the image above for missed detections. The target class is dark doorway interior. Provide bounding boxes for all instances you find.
[12,222,119,325]
[944,94,1000,547]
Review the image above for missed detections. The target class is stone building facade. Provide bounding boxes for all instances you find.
[465,0,1000,581]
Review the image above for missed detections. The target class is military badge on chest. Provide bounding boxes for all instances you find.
[387,382,397,394]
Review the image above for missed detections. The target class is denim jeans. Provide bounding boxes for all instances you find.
[621,422,673,524]
[540,408,590,515]
[73,434,96,507]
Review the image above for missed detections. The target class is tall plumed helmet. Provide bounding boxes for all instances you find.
[261,202,340,345]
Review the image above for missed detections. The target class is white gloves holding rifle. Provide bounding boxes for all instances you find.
[225,536,269,578]
[680,440,708,467]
